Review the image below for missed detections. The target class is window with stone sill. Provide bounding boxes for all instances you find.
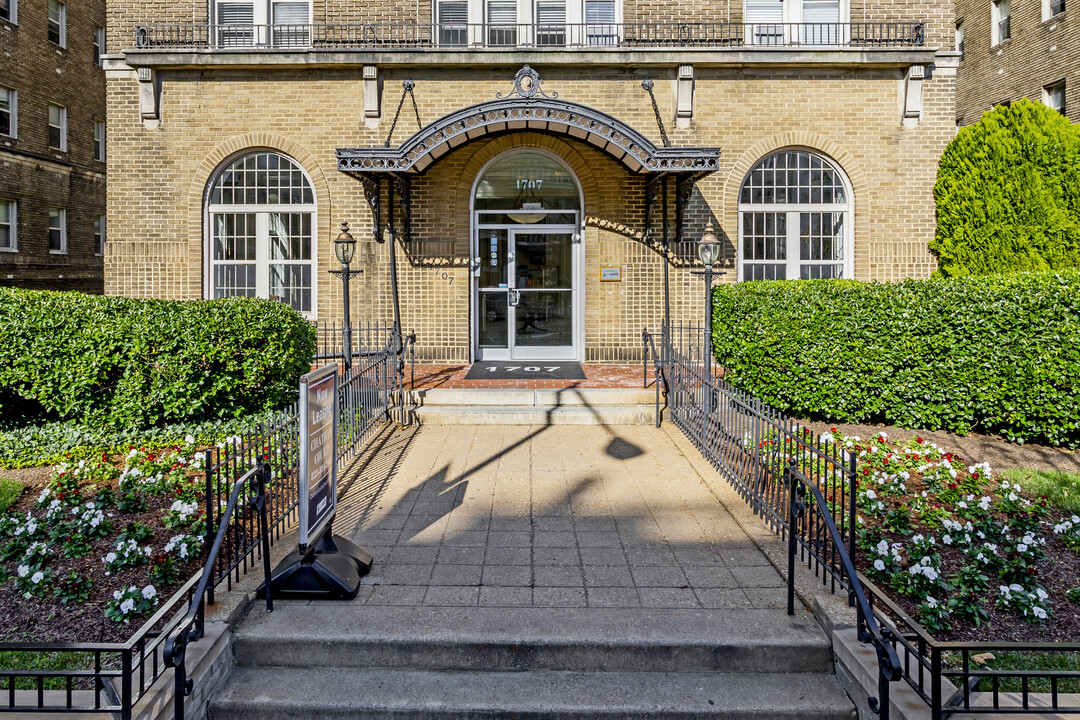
[992,0,1010,45]
[206,151,316,315]
[48,104,66,151]
[1044,80,1066,116]
[94,215,105,255]
[738,150,853,282]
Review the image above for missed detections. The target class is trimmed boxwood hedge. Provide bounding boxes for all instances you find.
[0,289,316,429]
[710,272,1080,447]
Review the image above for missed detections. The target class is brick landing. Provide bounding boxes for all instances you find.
[407,363,651,389]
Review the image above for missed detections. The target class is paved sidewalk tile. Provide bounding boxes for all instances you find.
[339,425,784,610]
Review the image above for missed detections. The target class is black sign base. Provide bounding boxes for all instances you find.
[259,533,373,600]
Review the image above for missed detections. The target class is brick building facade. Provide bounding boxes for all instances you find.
[104,0,957,363]
[955,0,1076,125]
[1,0,107,292]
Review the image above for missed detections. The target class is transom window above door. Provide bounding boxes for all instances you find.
[206,151,316,315]
[434,0,618,46]
[738,150,852,282]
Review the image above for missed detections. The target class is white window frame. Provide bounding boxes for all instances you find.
[48,0,66,47]
[1043,80,1066,115]
[0,86,15,139]
[211,0,313,47]
[1043,0,1065,21]
[736,149,854,282]
[48,104,66,151]
[0,0,17,25]
[992,0,1010,45]
[432,0,619,46]
[0,199,16,253]
[744,0,849,45]
[94,120,105,161]
[48,208,66,255]
[955,20,964,58]
[94,215,105,255]
[94,25,105,65]
[204,152,319,318]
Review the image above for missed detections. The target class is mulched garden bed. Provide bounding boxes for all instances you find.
[0,444,208,644]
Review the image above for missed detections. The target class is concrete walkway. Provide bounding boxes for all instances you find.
[332,423,788,610]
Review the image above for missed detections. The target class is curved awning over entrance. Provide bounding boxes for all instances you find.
[337,95,720,176]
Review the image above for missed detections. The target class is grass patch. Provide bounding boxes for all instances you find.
[0,477,22,513]
[943,651,1080,694]
[1000,468,1080,515]
[0,650,99,690]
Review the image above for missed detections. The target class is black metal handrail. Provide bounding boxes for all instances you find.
[641,327,666,428]
[164,461,273,720]
[132,21,927,51]
[0,572,202,717]
[786,462,902,718]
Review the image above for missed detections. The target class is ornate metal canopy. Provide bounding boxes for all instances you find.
[338,66,720,243]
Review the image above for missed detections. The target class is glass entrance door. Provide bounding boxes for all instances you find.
[475,226,578,360]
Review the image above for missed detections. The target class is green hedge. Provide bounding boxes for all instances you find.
[710,272,1080,446]
[0,289,316,429]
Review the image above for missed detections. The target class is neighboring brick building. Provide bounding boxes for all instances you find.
[104,0,957,363]
[956,0,1076,125]
[0,0,107,292]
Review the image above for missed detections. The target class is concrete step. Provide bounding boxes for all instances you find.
[405,387,662,407]
[211,666,855,720]
[231,606,833,675]
[413,404,660,425]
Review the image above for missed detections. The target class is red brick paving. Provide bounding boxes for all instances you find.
[405,364,655,390]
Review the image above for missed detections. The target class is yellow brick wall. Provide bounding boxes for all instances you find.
[105,64,953,363]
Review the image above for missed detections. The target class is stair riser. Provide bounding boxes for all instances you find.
[212,706,853,720]
[403,389,662,407]
[413,407,659,425]
[232,639,832,675]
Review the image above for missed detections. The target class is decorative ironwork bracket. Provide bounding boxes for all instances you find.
[360,175,381,242]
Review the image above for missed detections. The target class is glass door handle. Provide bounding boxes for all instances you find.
[508,289,521,307]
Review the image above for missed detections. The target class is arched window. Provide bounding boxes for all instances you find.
[737,149,851,281]
[206,151,316,314]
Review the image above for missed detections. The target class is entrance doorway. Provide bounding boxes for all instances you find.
[471,150,583,361]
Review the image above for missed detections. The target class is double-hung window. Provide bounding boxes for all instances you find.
[49,208,66,254]
[535,0,566,46]
[94,120,105,161]
[745,0,784,44]
[0,87,15,138]
[436,0,468,45]
[1045,0,1065,20]
[271,0,311,47]
[738,150,852,281]
[801,0,840,43]
[94,25,105,64]
[207,151,317,315]
[0,200,15,252]
[992,0,1010,44]
[94,215,105,255]
[0,0,16,24]
[585,0,616,45]
[486,0,517,46]
[48,104,66,151]
[48,0,65,46]
[1044,81,1066,115]
[956,20,965,59]
[216,1,256,46]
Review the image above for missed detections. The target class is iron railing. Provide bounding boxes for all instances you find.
[165,461,273,720]
[861,579,1080,719]
[647,323,1080,720]
[133,21,927,50]
[0,573,202,717]
[313,321,397,367]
